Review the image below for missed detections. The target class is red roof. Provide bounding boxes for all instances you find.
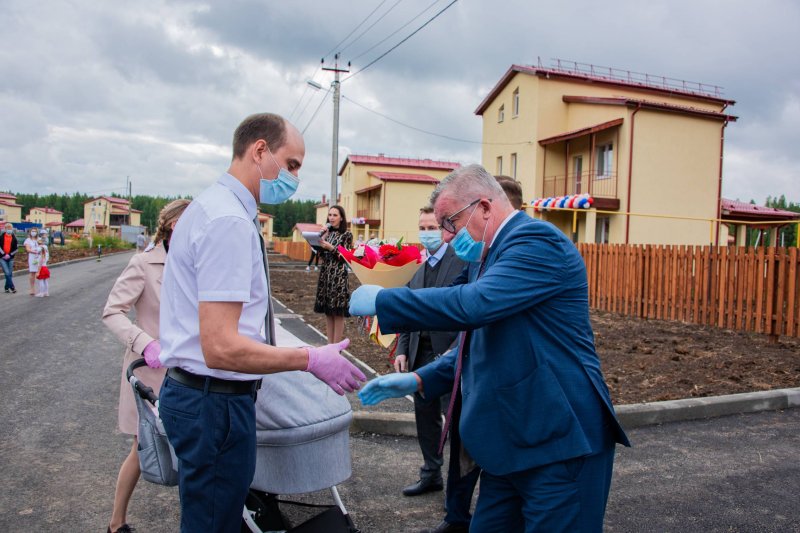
[32,206,63,214]
[45,221,62,227]
[293,223,324,233]
[257,212,273,221]
[66,218,85,227]
[110,206,142,214]
[0,199,23,207]
[539,118,624,146]
[474,64,736,116]
[720,199,800,221]
[85,196,131,205]
[561,95,737,122]
[368,171,439,184]
[0,192,16,200]
[339,154,460,175]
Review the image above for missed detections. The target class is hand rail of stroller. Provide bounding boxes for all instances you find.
[126,358,159,406]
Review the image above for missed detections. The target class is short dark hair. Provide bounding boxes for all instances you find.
[232,113,287,160]
[495,175,524,210]
[329,205,348,232]
[419,205,434,215]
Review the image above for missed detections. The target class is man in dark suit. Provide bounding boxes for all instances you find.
[351,163,630,531]
[394,206,465,500]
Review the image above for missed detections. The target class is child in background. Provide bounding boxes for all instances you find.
[35,237,50,297]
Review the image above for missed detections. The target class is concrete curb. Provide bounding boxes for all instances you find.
[12,250,133,277]
[351,387,800,436]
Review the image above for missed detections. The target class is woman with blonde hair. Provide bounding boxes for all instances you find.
[102,199,190,533]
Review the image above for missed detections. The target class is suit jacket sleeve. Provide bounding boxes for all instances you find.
[376,223,571,333]
[102,254,154,355]
[415,345,457,400]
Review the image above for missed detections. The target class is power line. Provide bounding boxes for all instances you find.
[339,0,406,55]
[342,0,458,82]
[288,67,322,121]
[321,0,391,60]
[302,86,333,134]
[351,0,443,62]
[341,94,534,146]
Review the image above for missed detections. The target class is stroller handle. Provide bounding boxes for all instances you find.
[127,358,159,406]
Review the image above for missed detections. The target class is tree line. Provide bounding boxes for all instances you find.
[8,191,318,236]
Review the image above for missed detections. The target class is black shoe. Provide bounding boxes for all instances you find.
[10,288,16,293]
[107,525,135,533]
[402,477,443,496]
[417,520,469,533]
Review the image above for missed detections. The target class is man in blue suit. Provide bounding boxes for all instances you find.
[351,164,630,532]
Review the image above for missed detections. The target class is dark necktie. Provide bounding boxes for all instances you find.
[253,218,276,346]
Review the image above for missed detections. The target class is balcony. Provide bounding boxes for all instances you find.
[542,171,618,199]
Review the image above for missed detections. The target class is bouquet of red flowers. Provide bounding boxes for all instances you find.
[338,238,423,348]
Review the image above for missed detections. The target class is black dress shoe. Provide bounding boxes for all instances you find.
[417,520,469,533]
[402,477,443,496]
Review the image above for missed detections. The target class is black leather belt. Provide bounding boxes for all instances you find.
[167,367,262,395]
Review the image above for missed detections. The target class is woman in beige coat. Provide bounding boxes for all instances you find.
[102,199,189,533]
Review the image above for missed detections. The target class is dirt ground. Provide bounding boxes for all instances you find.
[14,245,129,268]
[270,268,800,405]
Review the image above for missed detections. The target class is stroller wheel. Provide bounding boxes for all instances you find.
[242,490,292,532]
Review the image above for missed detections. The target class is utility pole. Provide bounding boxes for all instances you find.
[322,54,349,207]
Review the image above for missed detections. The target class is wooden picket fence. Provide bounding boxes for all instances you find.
[577,244,800,338]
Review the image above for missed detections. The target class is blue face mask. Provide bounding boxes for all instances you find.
[418,229,442,252]
[451,204,489,263]
[4,229,12,235]
[258,148,299,204]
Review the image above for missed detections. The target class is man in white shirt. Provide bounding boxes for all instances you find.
[157,112,365,533]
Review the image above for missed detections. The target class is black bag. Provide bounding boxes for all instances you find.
[242,490,359,533]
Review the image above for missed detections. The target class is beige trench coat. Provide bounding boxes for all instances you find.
[102,244,168,435]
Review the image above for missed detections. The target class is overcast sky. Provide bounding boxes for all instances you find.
[1,0,798,207]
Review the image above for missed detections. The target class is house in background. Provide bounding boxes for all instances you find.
[83,196,142,235]
[65,218,85,236]
[26,206,64,232]
[257,211,274,243]
[721,198,800,247]
[476,59,738,245]
[0,192,23,223]
[291,222,325,243]
[339,154,460,242]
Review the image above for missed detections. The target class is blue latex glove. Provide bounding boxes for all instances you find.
[358,373,419,405]
[349,284,382,316]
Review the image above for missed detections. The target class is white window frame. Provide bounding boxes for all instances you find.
[512,88,520,117]
[498,104,505,123]
[496,156,503,175]
[595,216,610,244]
[510,153,517,178]
[596,143,613,179]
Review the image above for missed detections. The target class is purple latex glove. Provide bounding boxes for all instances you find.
[305,339,367,395]
[143,340,162,369]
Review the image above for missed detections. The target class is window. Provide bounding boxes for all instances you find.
[573,156,583,193]
[496,156,503,175]
[510,153,517,178]
[595,216,610,244]
[597,144,613,178]
[512,88,520,117]
[498,104,504,123]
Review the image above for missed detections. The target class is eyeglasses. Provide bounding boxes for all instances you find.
[441,199,480,234]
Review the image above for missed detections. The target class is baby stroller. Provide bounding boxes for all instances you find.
[241,319,359,532]
[241,368,359,533]
[126,359,178,486]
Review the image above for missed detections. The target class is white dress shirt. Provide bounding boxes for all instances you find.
[159,173,268,380]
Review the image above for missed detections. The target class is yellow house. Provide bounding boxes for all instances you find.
[83,196,142,235]
[476,60,738,245]
[0,192,23,223]
[339,154,460,242]
[26,206,64,232]
[257,211,274,243]
[315,194,333,226]
[291,222,325,243]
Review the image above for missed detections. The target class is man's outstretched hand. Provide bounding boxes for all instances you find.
[305,339,367,395]
[358,373,420,405]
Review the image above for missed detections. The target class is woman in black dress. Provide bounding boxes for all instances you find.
[313,205,353,343]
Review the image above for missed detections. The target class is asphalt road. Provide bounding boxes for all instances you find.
[0,253,798,532]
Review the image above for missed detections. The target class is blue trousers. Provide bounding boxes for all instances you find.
[470,442,616,532]
[159,376,257,533]
[445,391,480,526]
[1,257,13,290]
